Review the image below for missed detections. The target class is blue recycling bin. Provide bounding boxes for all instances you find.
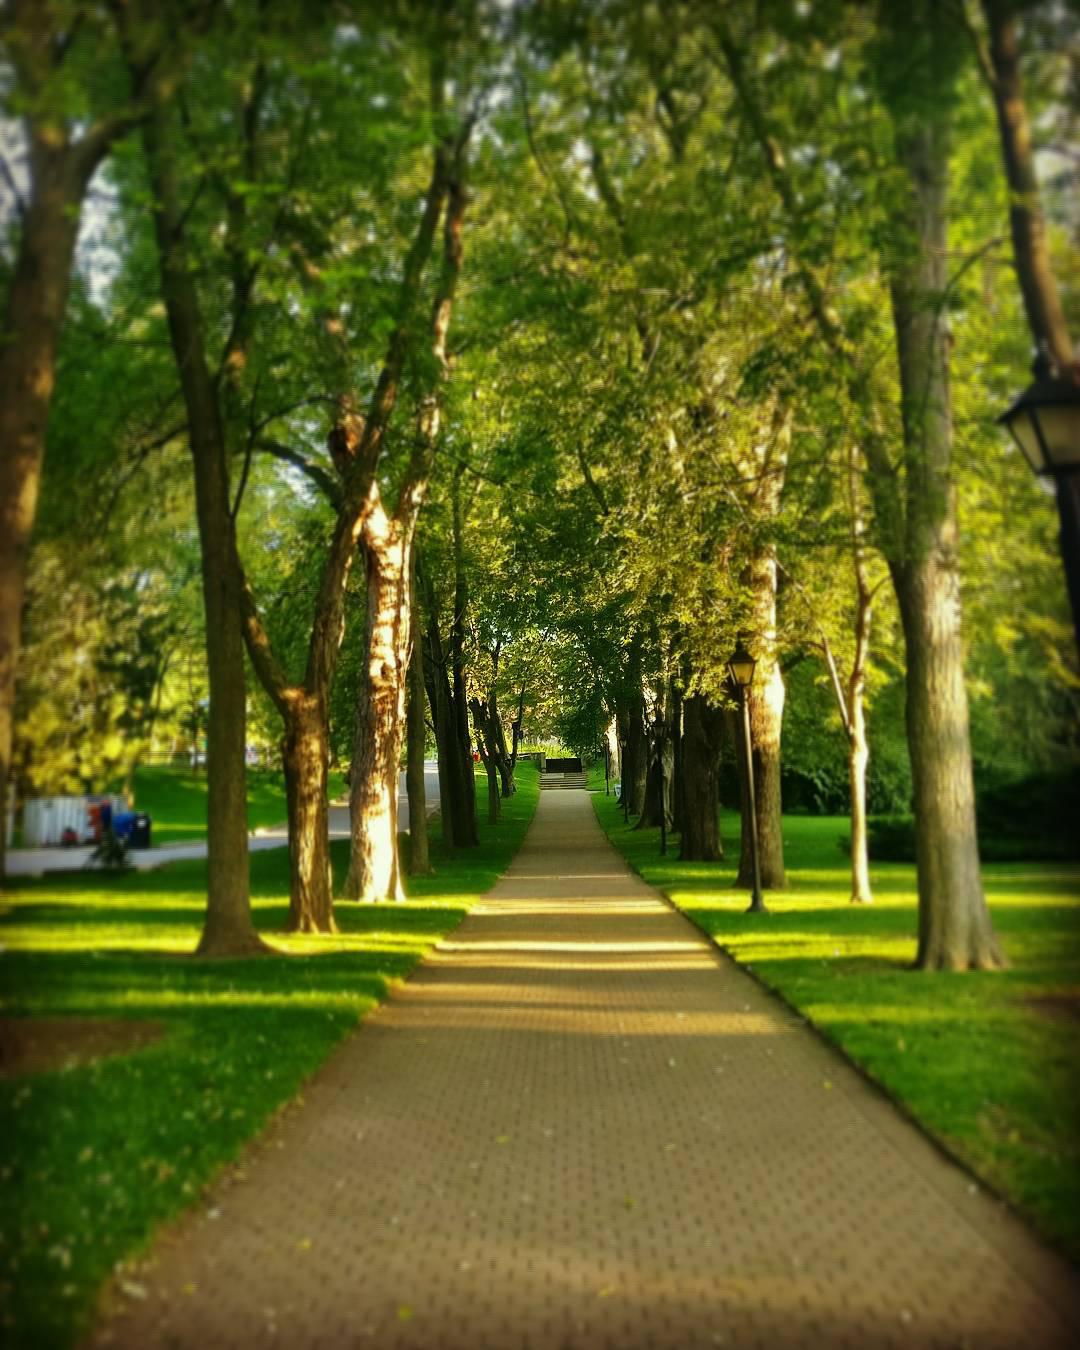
[112,811,136,841]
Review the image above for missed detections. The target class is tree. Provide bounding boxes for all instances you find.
[709,0,1005,968]
[130,7,271,955]
[342,101,472,903]
[0,2,157,877]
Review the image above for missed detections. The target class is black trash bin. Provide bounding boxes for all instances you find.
[130,813,152,849]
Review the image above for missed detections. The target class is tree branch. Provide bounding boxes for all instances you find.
[256,439,342,508]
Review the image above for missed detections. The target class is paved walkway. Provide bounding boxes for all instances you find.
[92,792,1079,1349]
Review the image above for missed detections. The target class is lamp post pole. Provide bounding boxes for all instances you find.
[739,684,766,914]
[728,641,767,915]
[1053,472,1080,659]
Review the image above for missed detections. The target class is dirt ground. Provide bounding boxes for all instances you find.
[0,1017,165,1077]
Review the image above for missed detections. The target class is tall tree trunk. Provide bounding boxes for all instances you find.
[344,506,411,902]
[714,2,1002,967]
[680,694,724,861]
[492,696,517,798]
[848,676,873,906]
[282,693,335,933]
[670,677,685,836]
[0,4,151,878]
[406,567,431,875]
[0,148,84,881]
[470,698,501,825]
[736,549,787,889]
[847,464,874,905]
[450,472,478,846]
[425,623,458,848]
[636,702,674,831]
[142,101,264,955]
[622,700,649,815]
[887,99,1003,970]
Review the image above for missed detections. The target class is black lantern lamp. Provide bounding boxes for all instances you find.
[727,642,757,689]
[727,640,766,914]
[998,353,1080,658]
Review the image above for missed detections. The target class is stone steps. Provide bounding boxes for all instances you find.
[540,773,588,791]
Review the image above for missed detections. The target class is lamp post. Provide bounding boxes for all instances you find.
[728,641,766,914]
[997,354,1080,659]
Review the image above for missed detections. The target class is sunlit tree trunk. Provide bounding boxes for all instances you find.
[736,549,787,890]
[886,98,1003,970]
[344,504,411,903]
[847,485,874,904]
[281,693,335,932]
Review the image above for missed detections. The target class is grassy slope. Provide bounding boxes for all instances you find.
[0,765,539,1349]
[590,774,1080,1262]
[124,764,349,845]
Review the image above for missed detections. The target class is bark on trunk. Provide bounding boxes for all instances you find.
[670,679,685,836]
[0,138,97,880]
[734,674,785,888]
[848,681,873,905]
[895,562,1002,967]
[680,694,724,862]
[847,503,874,904]
[622,700,649,816]
[636,712,675,831]
[344,508,411,903]
[142,101,264,955]
[426,626,458,849]
[282,695,336,932]
[450,473,478,846]
[736,547,787,889]
[888,109,1003,970]
[470,698,501,826]
[406,577,431,875]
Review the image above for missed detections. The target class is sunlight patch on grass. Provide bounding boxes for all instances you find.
[0,766,539,1349]
[591,786,1080,1264]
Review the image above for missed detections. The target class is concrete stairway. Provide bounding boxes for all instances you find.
[539,772,588,791]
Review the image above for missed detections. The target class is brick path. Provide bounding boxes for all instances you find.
[92,791,1079,1350]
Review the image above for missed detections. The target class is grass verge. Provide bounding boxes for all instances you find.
[0,764,538,1348]
[590,776,1080,1263]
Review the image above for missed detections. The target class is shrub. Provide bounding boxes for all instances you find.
[841,767,1080,863]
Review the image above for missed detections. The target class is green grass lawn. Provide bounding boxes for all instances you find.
[121,763,349,845]
[591,774,1080,1263]
[0,765,538,1349]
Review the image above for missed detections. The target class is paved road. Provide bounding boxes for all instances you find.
[92,790,1079,1349]
[4,769,440,875]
